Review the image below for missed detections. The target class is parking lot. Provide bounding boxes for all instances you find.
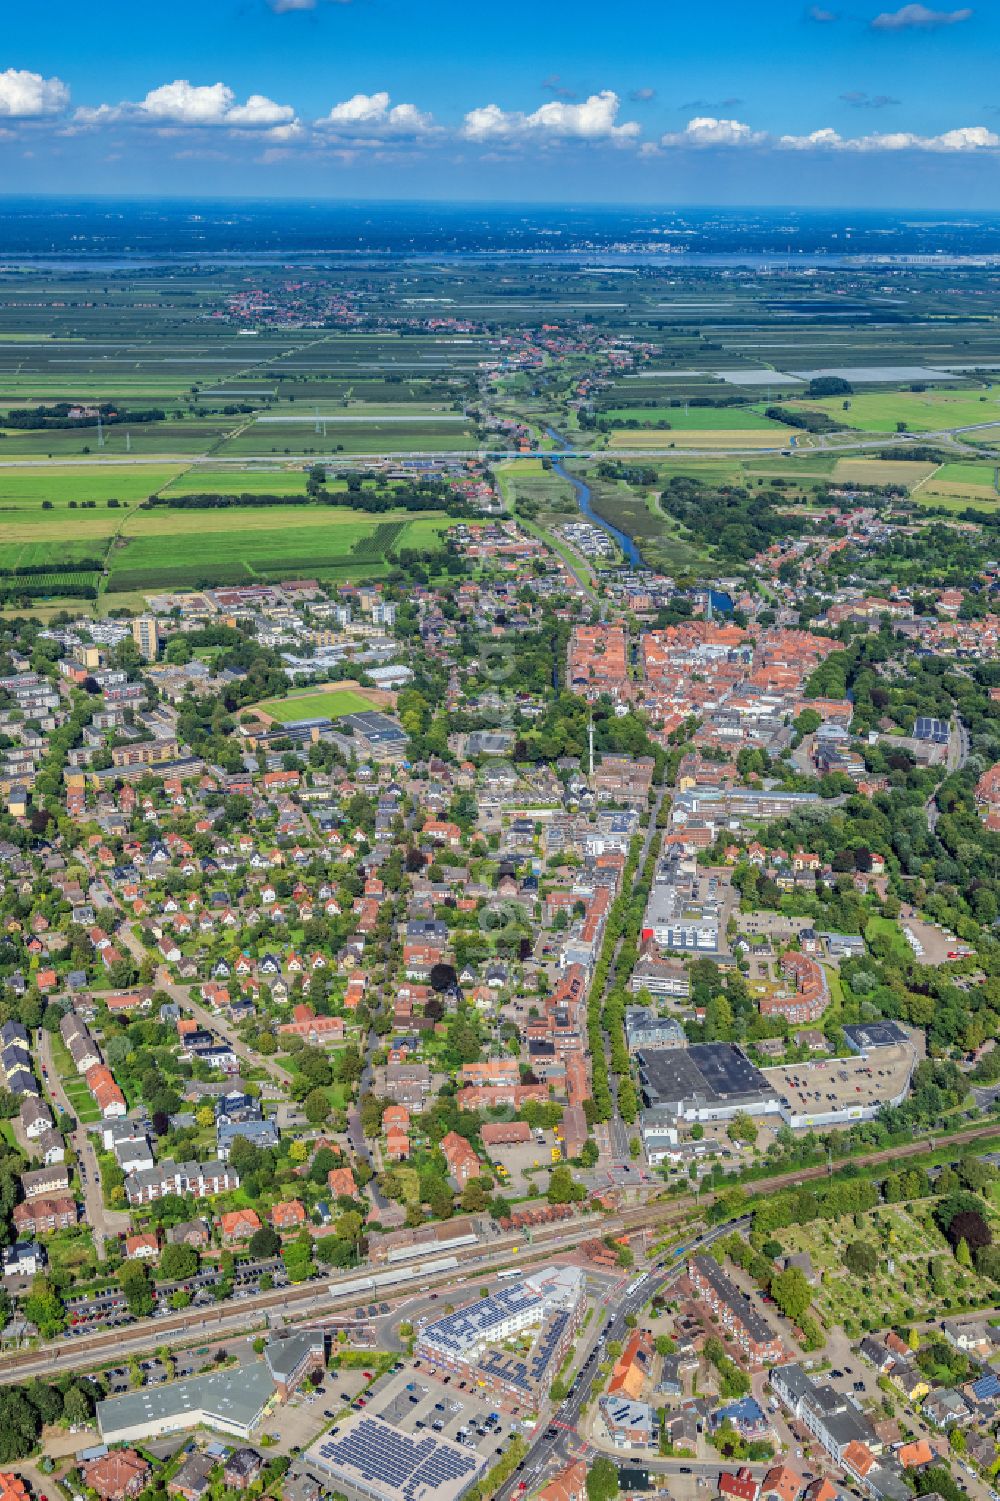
[350,1363,526,1459]
[762,1045,915,1122]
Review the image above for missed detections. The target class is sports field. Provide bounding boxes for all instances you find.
[258,687,382,723]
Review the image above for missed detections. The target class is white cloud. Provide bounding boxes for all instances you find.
[461,90,639,143]
[264,120,306,142]
[779,126,846,149]
[268,0,352,9]
[318,91,435,135]
[0,68,69,118]
[659,115,765,147]
[871,4,972,28]
[137,80,295,127]
[779,122,998,150]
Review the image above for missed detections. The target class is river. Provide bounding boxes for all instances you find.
[542,426,642,567]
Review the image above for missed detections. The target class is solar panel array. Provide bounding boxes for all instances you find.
[530,1309,569,1385]
[477,1349,531,1396]
[420,1285,542,1357]
[315,1416,480,1501]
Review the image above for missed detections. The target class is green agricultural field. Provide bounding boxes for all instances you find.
[259,687,382,722]
[105,504,451,590]
[218,415,476,457]
[0,464,184,503]
[832,457,937,488]
[601,404,778,430]
[916,461,999,508]
[790,389,1000,435]
[160,467,313,498]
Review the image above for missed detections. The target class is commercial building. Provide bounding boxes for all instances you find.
[640,1043,782,1127]
[640,852,723,955]
[264,1330,326,1399]
[629,954,691,999]
[599,1396,656,1449]
[97,1361,276,1444]
[416,1265,585,1402]
[305,1413,487,1501]
[842,1021,910,1054]
[340,711,408,762]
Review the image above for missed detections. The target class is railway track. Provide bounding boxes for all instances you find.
[1,1118,996,1383]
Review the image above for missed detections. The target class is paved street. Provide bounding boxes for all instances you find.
[114,922,293,1089]
[36,1028,130,1260]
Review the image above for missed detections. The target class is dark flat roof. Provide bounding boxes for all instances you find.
[639,1042,776,1107]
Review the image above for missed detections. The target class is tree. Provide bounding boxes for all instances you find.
[975,1244,1000,1281]
[956,1237,973,1269]
[770,1267,812,1324]
[158,1243,198,1281]
[249,1225,282,1259]
[335,1211,363,1244]
[282,1231,315,1284]
[844,1241,878,1277]
[309,1146,339,1185]
[587,1457,620,1501]
[22,1277,64,1338]
[654,1334,676,1356]
[304,1088,331,1127]
[0,1388,42,1462]
[62,1383,94,1428]
[727,1113,757,1147]
[547,1164,585,1205]
[119,1262,154,1318]
[946,1210,991,1256]
[461,1178,489,1214]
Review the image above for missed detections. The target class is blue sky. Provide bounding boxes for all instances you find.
[1,0,998,203]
